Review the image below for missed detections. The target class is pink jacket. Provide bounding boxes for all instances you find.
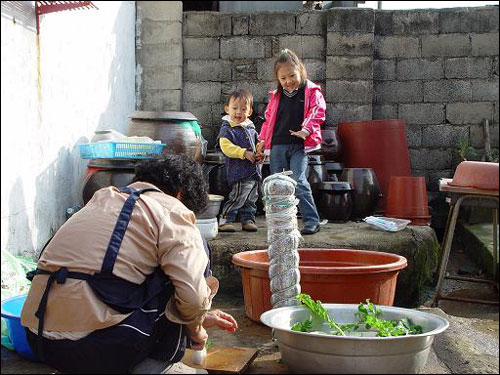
[259,79,326,154]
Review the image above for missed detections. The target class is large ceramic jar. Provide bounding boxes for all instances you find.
[128,111,204,164]
[318,182,353,222]
[80,159,137,205]
[306,155,328,207]
[340,168,381,219]
[203,151,231,201]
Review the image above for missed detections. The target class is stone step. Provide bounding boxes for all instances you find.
[461,222,499,277]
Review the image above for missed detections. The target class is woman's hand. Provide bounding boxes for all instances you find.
[186,324,208,351]
[203,310,238,332]
[289,129,308,140]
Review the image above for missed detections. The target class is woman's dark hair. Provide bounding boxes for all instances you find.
[133,154,208,214]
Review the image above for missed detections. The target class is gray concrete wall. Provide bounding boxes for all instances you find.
[136,5,499,195]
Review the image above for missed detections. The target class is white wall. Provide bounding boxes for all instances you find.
[1,1,136,257]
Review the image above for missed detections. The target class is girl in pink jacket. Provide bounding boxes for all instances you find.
[259,49,326,235]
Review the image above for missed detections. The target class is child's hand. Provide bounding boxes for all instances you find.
[255,152,265,164]
[244,151,256,163]
[289,129,308,140]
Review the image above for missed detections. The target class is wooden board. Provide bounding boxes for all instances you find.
[182,345,259,374]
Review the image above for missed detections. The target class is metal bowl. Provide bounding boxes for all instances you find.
[260,304,449,374]
[196,194,224,219]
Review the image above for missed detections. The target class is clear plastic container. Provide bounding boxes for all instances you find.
[363,216,411,232]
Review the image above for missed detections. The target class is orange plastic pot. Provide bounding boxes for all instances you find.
[449,161,499,191]
[232,249,407,322]
[338,119,412,211]
[385,176,430,223]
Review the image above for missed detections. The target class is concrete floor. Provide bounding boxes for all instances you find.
[1,222,498,374]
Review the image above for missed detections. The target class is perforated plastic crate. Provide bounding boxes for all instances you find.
[78,141,165,159]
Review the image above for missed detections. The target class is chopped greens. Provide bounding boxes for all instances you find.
[292,294,423,337]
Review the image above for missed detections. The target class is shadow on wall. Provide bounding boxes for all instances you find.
[6,179,35,257]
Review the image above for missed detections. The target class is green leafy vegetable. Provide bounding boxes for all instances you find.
[296,293,345,336]
[205,339,213,350]
[291,315,313,332]
[291,294,423,338]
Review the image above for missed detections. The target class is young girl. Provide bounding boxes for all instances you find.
[259,49,326,235]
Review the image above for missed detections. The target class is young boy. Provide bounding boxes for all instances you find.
[218,89,264,232]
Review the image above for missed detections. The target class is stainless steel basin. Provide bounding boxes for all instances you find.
[260,304,449,374]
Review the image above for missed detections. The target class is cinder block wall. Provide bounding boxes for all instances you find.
[137,4,499,196]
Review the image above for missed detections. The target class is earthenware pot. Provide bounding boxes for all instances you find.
[318,182,353,222]
[340,168,381,219]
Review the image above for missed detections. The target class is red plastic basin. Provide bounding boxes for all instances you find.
[232,249,408,322]
[449,161,499,191]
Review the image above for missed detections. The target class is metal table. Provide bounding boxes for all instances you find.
[431,179,499,306]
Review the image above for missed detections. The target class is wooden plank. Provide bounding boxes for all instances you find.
[439,179,499,197]
[182,346,259,374]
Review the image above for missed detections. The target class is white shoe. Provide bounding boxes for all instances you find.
[131,358,208,374]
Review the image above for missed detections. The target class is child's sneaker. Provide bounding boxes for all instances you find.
[242,220,258,232]
[219,223,237,232]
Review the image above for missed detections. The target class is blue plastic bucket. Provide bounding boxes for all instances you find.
[1,295,38,361]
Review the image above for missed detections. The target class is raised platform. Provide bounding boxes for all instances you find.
[209,216,440,307]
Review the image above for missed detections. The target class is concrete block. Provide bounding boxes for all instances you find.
[183,82,221,103]
[256,59,276,81]
[495,102,499,124]
[439,7,499,34]
[142,66,182,90]
[392,10,440,35]
[232,61,257,81]
[136,44,182,67]
[327,32,374,56]
[141,89,182,111]
[183,38,219,60]
[325,103,372,126]
[326,80,373,103]
[446,102,494,124]
[137,1,182,22]
[425,169,454,192]
[212,103,226,124]
[399,103,445,125]
[139,20,182,45]
[422,125,469,148]
[326,56,372,80]
[182,102,213,127]
[372,104,398,119]
[470,123,499,148]
[249,12,295,35]
[232,15,249,35]
[184,60,232,82]
[397,59,443,80]
[471,33,500,57]
[410,148,453,170]
[374,36,420,59]
[423,80,472,103]
[471,79,500,101]
[327,8,374,33]
[303,59,326,82]
[375,81,423,103]
[374,59,396,81]
[184,12,231,36]
[278,35,325,59]
[374,10,393,36]
[406,125,423,148]
[444,57,492,79]
[422,34,471,57]
[296,11,326,35]
[220,37,266,59]
[494,57,499,76]
[221,81,273,103]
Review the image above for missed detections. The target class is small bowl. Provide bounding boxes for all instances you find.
[449,161,499,190]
